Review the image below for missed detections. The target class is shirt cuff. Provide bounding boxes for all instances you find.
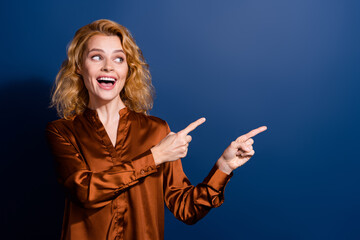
[131,149,158,179]
[202,163,233,192]
[196,164,233,208]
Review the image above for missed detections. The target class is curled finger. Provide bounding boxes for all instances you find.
[181,147,189,158]
[231,141,251,152]
[185,135,192,143]
[245,138,254,145]
[239,150,255,157]
[245,145,253,151]
[239,143,251,152]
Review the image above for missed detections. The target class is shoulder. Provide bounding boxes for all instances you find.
[45,115,83,139]
[45,114,90,149]
[46,118,68,133]
[46,117,75,131]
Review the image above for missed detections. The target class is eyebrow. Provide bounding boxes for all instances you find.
[88,48,125,54]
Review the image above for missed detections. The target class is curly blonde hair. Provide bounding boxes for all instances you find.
[49,19,154,119]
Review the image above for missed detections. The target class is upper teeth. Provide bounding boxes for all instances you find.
[98,77,115,81]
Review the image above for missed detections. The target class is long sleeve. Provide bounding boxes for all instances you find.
[45,122,158,209]
[46,108,234,239]
[162,123,233,225]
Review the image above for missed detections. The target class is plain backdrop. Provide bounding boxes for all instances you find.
[1,0,359,239]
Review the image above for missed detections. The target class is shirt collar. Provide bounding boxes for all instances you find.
[83,106,129,124]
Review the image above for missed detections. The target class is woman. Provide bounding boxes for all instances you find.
[46,19,267,240]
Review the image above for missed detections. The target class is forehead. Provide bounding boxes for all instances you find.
[86,34,123,50]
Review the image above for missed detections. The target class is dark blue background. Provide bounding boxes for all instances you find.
[1,0,359,239]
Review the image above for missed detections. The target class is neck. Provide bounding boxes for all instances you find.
[88,96,126,125]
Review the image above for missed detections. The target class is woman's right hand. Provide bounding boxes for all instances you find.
[151,118,206,165]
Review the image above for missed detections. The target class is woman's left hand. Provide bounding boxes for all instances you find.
[216,126,267,174]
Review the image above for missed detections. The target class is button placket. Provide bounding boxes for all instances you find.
[112,192,127,239]
[115,111,130,163]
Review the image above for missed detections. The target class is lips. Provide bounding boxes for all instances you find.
[97,76,117,85]
[96,76,117,90]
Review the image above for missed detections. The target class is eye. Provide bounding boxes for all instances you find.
[114,57,124,63]
[91,55,101,61]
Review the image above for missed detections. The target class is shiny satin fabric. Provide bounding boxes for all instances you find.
[45,107,233,240]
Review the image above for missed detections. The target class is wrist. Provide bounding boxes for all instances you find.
[151,146,162,166]
[216,156,233,175]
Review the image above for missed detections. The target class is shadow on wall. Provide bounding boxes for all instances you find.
[0,79,64,239]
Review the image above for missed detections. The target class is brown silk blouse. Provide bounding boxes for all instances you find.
[45,106,233,240]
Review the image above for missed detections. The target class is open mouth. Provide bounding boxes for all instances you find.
[97,76,117,87]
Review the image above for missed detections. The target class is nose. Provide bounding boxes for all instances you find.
[101,59,114,72]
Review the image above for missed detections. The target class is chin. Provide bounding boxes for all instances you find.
[90,92,121,103]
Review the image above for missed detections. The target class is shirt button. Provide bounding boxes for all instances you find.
[140,169,145,175]
[212,196,220,205]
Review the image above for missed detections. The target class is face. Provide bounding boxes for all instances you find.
[78,34,128,106]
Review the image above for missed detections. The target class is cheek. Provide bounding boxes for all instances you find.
[81,63,98,81]
[79,71,95,91]
[82,77,91,87]
[118,63,129,76]
[81,72,91,86]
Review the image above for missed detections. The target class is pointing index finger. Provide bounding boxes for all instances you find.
[238,126,267,142]
[178,118,206,135]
